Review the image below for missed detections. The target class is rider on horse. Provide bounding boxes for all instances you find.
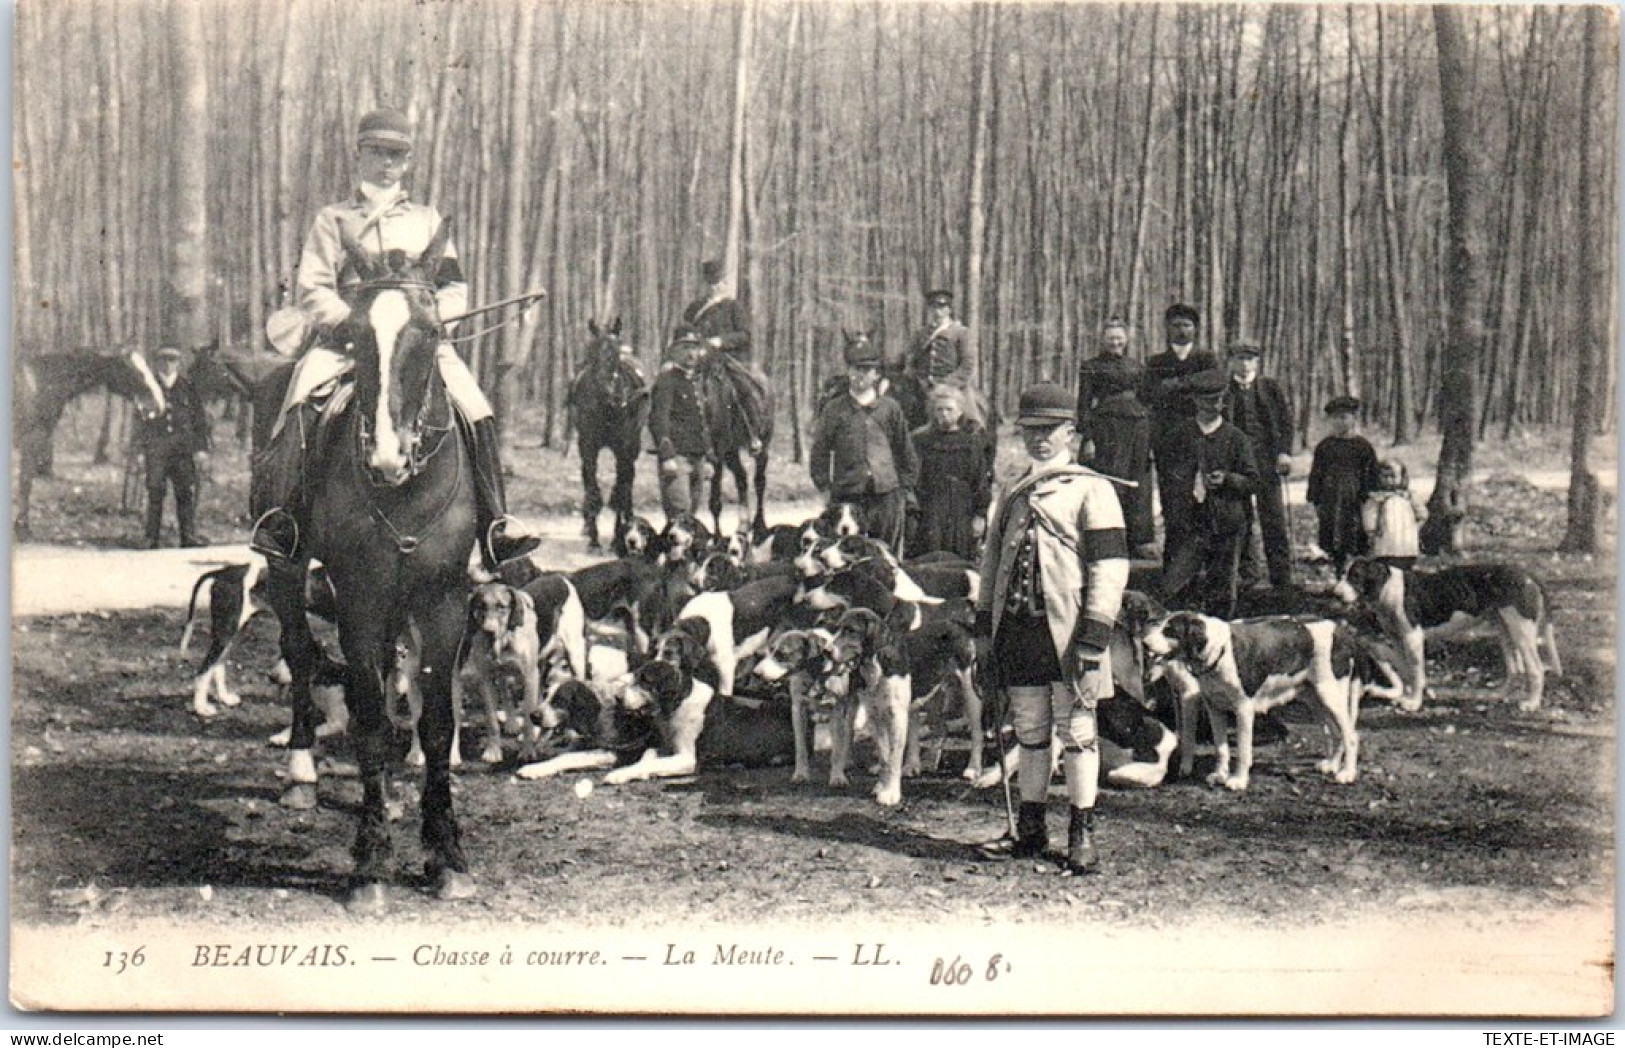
[681,258,767,456]
[250,108,540,570]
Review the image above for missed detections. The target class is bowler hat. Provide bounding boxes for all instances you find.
[842,337,883,368]
[702,259,724,284]
[1015,383,1076,427]
[1165,302,1200,326]
[357,108,413,150]
[1228,341,1262,359]
[670,327,703,348]
[1187,369,1230,400]
[925,289,953,308]
[1324,395,1361,415]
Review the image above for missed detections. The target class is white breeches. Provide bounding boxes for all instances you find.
[272,343,492,438]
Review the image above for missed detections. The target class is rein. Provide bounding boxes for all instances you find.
[351,407,467,555]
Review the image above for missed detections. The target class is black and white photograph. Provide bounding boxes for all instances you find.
[8,0,1618,1018]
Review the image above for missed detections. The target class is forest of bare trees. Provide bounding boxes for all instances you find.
[13,1,1618,469]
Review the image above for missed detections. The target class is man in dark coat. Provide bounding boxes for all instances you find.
[138,345,212,548]
[1076,318,1154,556]
[1142,303,1219,568]
[810,335,918,551]
[900,289,985,430]
[1223,341,1295,588]
[682,258,767,455]
[1157,369,1259,619]
[648,331,715,518]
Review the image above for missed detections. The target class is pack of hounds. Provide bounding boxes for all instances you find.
[180,506,1563,803]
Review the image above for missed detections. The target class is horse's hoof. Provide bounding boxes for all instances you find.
[346,883,390,914]
[280,783,318,810]
[434,869,478,901]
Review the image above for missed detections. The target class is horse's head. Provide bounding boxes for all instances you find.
[340,220,453,484]
[585,318,639,411]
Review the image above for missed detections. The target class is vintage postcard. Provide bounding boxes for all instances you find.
[9,0,1616,1017]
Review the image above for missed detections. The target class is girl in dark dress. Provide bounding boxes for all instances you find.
[909,385,994,559]
[1306,396,1381,572]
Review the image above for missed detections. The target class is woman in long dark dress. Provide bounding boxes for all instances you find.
[909,385,994,559]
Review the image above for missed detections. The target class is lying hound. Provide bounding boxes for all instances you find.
[516,660,793,784]
[179,559,336,718]
[456,582,542,764]
[1143,611,1368,792]
[1334,558,1561,712]
[675,574,810,697]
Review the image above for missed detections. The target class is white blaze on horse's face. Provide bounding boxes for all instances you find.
[129,352,168,419]
[367,290,414,479]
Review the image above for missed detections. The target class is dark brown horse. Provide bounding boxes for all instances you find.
[697,348,773,537]
[264,220,479,910]
[565,318,648,553]
[13,348,165,539]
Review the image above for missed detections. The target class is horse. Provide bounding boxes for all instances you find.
[697,348,774,538]
[263,219,480,910]
[565,318,648,554]
[13,348,165,539]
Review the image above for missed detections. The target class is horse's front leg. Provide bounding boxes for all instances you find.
[708,454,727,537]
[336,610,398,912]
[268,560,323,811]
[751,446,770,536]
[579,440,604,552]
[415,590,475,899]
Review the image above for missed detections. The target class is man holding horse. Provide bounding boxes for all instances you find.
[251,107,539,570]
[649,329,715,518]
[138,345,212,549]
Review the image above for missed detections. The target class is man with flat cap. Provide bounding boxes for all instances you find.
[138,344,212,549]
[1224,341,1294,589]
[1142,303,1219,567]
[900,288,985,431]
[809,334,917,551]
[250,106,539,570]
[974,382,1129,875]
[1157,369,1260,619]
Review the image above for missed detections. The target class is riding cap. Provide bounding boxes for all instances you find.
[1165,302,1201,327]
[1014,383,1076,427]
[1324,395,1361,415]
[357,108,413,151]
[670,327,703,349]
[1186,369,1230,402]
[842,336,884,368]
[154,346,184,362]
[1227,341,1263,359]
[924,289,954,308]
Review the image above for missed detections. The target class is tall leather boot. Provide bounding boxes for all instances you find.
[1066,805,1099,875]
[143,494,165,549]
[470,417,540,569]
[177,481,208,548]
[249,403,319,561]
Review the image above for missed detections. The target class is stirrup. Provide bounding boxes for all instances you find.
[485,517,541,566]
[250,509,301,562]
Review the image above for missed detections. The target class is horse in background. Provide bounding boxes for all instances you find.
[13,348,165,539]
[565,318,648,554]
[698,344,774,538]
[263,219,480,910]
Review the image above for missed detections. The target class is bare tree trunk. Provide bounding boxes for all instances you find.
[1336,7,1358,401]
[963,2,995,391]
[1423,5,1487,555]
[1560,5,1613,554]
[167,0,209,348]
[719,0,754,292]
[1368,7,1414,442]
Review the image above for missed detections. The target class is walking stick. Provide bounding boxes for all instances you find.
[990,679,1017,840]
[1280,471,1297,587]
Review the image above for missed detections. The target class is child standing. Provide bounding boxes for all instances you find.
[909,385,995,559]
[1362,459,1423,570]
[1306,396,1381,572]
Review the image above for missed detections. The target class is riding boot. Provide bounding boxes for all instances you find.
[1066,805,1099,875]
[176,483,208,548]
[470,417,541,570]
[143,496,165,550]
[249,403,320,562]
